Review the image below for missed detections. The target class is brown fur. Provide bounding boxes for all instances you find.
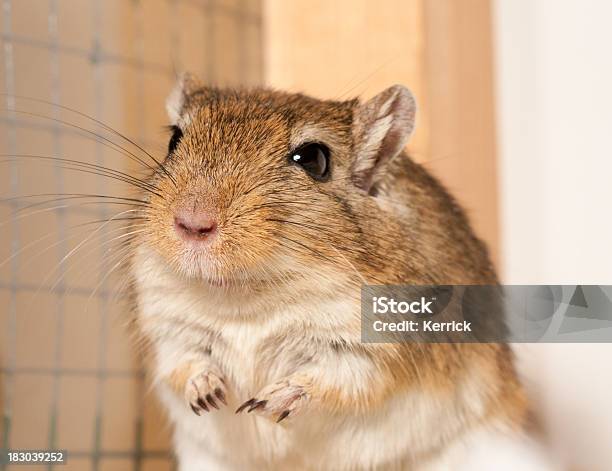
[128,81,527,465]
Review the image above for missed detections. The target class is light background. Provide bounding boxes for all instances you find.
[494,1,612,470]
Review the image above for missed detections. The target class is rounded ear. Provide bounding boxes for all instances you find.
[166,72,202,124]
[351,85,416,193]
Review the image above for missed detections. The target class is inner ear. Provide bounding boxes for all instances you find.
[351,85,416,193]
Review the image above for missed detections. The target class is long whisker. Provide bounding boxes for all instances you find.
[92,229,146,296]
[0,213,143,282]
[50,209,142,286]
[0,200,144,229]
[15,224,143,312]
[0,163,161,200]
[84,229,147,307]
[41,220,144,298]
[0,154,163,196]
[3,194,149,211]
[1,93,177,186]
[330,246,368,284]
[64,225,147,300]
[6,109,161,177]
[274,233,337,266]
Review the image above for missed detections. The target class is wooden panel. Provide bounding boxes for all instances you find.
[423,0,499,267]
[263,0,428,155]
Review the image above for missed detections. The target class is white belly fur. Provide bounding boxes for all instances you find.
[132,245,552,470]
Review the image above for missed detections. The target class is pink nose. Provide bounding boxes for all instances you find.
[174,212,217,242]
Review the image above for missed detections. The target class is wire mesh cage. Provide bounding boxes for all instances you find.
[0,1,262,469]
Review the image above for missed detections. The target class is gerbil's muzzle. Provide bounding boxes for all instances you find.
[170,191,221,247]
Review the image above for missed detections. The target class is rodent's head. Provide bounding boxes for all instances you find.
[140,74,416,289]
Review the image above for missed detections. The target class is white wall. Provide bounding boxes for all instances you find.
[494,0,612,284]
[493,1,612,470]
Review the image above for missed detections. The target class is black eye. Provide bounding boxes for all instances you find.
[167,125,183,155]
[289,143,330,180]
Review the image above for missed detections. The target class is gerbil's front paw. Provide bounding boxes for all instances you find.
[235,378,309,423]
[186,369,227,415]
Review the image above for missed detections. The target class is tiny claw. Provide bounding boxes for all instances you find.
[197,397,209,412]
[277,410,290,423]
[247,400,267,413]
[215,388,227,405]
[190,404,201,416]
[206,393,219,410]
[236,398,255,414]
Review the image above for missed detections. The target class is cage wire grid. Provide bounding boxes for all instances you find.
[0,1,262,470]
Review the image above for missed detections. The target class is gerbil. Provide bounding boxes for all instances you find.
[127,74,533,470]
